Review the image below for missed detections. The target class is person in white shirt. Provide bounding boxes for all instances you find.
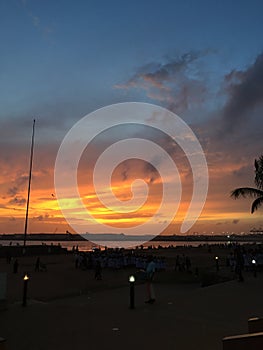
[145,256,156,304]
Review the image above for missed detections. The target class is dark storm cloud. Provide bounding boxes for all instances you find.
[143,162,159,184]
[15,175,28,188]
[221,53,263,132]
[115,50,210,113]
[5,174,29,200]
[9,196,26,206]
[135,51,202,85]
[120,163,129,181]
[7,187,19,197]
[118,159,159,184]
[196,54,263,181]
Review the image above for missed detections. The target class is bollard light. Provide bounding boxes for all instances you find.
[252,259,257,278]
[129,275,135,283]
[215,256,219,272]
[22,273,29,307]
[129,275,135,309]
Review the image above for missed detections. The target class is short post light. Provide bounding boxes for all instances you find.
[129,275,135,309]
[252,259,257,278]
[215,256,219,272]
[23,273,29,307]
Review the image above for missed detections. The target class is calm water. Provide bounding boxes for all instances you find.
[0,239,251,251]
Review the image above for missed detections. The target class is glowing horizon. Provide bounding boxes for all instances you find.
[1,1,263,235]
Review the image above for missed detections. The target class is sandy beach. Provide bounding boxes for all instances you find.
[1,245,263,350]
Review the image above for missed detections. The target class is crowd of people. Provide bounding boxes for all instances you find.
[174,254,192,272]
[73,248,167,272]
[226,245,263,281]
[73,249,163,303]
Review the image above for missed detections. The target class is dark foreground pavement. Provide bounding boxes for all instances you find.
[1,273,263,350]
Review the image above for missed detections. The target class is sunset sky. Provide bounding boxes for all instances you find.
[1,0,263,236]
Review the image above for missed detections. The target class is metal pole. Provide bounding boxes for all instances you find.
[22,274,29,307]
[130,282,134,309]
[129,275,135,309]
[215,256,219,272]
[252,260,257,278]
[23,119,36,247]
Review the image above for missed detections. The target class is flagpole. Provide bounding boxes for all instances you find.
[23,119,36,247]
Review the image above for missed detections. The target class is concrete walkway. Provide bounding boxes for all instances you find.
[1,272,263,350]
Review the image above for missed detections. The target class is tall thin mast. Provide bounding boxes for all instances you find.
[23,119,36,247]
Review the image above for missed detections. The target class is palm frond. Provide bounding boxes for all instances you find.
[254,155,263,190]
[231,155,263,214]
[251,197,263,213]
[230,187,263,199]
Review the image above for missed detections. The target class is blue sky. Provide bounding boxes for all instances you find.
[1,0,263,234]
[1,0,262,125]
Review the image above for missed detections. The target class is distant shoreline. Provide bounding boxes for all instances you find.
[1,233,263,242]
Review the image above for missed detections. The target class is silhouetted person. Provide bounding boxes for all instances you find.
[13,259,18,274]
[35,257,40,272]
[145,256,156,304]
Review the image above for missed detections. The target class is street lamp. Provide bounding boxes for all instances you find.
[129,275,135,309]
[22,273,29,307]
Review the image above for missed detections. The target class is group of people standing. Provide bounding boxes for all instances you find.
[73,249,166,273]
[227,245,263,281]
[73,249,163,304]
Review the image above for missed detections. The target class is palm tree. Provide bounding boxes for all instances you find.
[231,155,263,213]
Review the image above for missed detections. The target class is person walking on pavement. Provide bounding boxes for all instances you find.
[145,256,156,304]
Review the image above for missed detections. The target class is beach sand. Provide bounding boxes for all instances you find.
[0,246,263,349]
